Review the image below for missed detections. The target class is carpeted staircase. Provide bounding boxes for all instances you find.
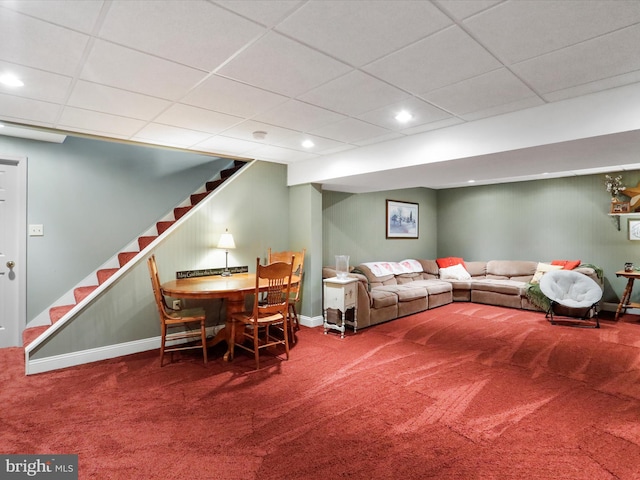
[22,161,245,348]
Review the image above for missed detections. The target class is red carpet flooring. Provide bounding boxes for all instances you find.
[2,303,640,479]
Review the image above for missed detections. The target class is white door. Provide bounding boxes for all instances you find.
[0,156,26,347]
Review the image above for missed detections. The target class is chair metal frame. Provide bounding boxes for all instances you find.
[539,270,603,329]
[147,255,208,366]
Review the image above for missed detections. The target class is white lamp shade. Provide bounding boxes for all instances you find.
[217,231,236,249]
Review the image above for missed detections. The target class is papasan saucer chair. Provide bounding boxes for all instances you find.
[539,269,603,328]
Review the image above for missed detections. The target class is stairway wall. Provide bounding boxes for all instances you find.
[0,135,231,322]
[29,160,289,360]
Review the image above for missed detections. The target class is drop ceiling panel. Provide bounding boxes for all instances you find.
[298,71,410,116]
[253,99,346,132]
[512,24,640,95]
[275,0,452,66]
[0,0,105,33]
[364,26,502,94]
[463,0,640,64]
[310,118,391,143]
[357,97,452,131]
[80,40,207,100]
[58,107,145,138]
[214,0,304,28]
[0,94,60,124]
[133,123,212,148]
[436,0,502,20]
[195,135,263,156]
[155,104,243,134]
[421,68,539,117]
[217,31,351,97]
[99,1,266,71]
[0,7,89,76]
[181,75,288,118]
[0,61,71,103]
[67,81,171,120]
[247,144,318,162]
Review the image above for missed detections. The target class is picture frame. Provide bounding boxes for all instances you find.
[611,200,631,214]
[386,199,418,239]
[628,219,640,241]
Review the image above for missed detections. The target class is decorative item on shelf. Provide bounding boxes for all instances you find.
[617,181,640,212]
[624,262,634,272]
[605,174,626,202]
[335,255,350,279]
[611,200,631,214]
[217,229,236,277]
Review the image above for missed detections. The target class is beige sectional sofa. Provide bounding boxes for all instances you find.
[322,259,602,330]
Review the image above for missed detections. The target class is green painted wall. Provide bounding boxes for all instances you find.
[322,187,438,267]
[0,134,230,321]
[437,172,638,304]
[30,161,289,358]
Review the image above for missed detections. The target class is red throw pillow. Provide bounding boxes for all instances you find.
[436,257,465,269]
[551,260,581,270]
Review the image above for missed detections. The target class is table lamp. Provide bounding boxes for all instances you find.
[217,229,236,276]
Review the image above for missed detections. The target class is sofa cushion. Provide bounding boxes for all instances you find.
[396,272,422,284]
[486,260,537,281]
[412,279,452,295]
[551,259,581,270]
[375,284,427,302]
[471,279,527,296]
[417,259,439,277]
[370,289,398,309]
[464,261,487,278]
[437,257,466,268]
[531,262,563,284]
[439,264,471,280]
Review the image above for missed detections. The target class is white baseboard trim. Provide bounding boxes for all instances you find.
[25,325,223,375]
[26,337,160,375]
[299,314,324,328]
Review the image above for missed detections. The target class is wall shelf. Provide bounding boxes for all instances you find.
[609,212,640,231]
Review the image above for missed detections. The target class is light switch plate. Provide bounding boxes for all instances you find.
[29,224,44,236]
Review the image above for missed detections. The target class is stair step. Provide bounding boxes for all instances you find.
[97,268,119,285]
[190,192,210,205]
[205,179,224,191]
[23,326,50,347]
[156,221,174,235]
[118,251,138,267]
[50,305,75,323]
[138,236,157,250]
[74,285,98,303]
[221,165,242,178]
[174,206,192,220]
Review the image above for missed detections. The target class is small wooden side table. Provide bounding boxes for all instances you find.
[323,276,358,338]
[614,270,640,321]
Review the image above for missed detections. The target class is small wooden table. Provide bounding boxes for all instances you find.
[162,273,299,360]
[614,270,640,321]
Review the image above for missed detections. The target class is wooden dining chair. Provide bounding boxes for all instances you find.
[229,257,294,369]
[147,255,208,366]
[268,248,305,338]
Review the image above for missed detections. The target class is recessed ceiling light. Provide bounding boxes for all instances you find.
[0,73,24,87]
[468,180,476,184]
[395,110,413,123]
[302,139,314,148]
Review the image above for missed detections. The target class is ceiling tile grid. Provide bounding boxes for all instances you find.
[1,0,640,191]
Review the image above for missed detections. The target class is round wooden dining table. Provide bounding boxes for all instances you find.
[161,273,299,360]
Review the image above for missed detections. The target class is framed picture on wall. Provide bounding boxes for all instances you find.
[629,219,640,241]
[386,199,418,239]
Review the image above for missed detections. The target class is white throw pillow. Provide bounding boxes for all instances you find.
[439,264,471,281]
[530,262,563,284]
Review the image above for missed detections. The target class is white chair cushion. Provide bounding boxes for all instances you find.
[539,270,602,308]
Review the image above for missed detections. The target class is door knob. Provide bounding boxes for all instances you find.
[6,261,15,269]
